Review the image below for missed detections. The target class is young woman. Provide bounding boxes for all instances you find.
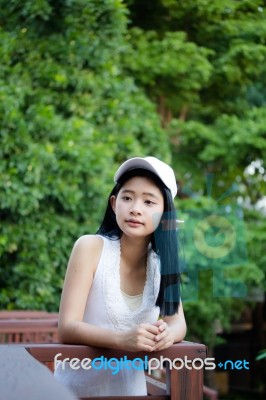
[54,156,186,397]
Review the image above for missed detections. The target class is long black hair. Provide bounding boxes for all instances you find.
[96,168,181,316]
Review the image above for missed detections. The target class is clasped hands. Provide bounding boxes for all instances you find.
[123,319,174,352]
[151,319,174,351]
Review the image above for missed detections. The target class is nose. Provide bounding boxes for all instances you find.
[129,200,142,215]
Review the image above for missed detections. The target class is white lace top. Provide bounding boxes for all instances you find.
[54,235,161,397]
[83,235,160,329]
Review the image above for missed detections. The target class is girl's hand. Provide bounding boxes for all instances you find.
[152,319,175,351]
[120,324,160,352]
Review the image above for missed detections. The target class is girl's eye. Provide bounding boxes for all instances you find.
[145,200,155,205]
[122,196,131,201]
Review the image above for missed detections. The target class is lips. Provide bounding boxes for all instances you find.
[126,219,144,225]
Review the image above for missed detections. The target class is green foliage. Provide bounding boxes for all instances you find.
[125,0,266,116]
[124,0,266,348]
[0,0,169,311]
[177,196,264,345]
[123,28,213,109]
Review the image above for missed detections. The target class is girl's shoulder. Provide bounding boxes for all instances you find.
[73,234,104,260]
[75,234,103,246]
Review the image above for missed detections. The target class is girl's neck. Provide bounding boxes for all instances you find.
[120,234,150,270]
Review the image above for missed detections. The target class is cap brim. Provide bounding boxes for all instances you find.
[114,157,157,182]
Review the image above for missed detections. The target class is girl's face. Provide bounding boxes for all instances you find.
[111,176,164,239]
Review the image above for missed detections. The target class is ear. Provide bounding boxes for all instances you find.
[110,195,116,214]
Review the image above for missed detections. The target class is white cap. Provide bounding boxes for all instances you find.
[114,156,177,198]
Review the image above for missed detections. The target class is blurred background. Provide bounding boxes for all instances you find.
[0,1,265,398]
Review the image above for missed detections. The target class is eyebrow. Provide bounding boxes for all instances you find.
[120,189,160,199]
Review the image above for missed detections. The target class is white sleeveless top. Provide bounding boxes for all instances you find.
[54,235,161,397]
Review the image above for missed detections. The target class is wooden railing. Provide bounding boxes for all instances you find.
[0,341,207,400]
[0,312,218,399]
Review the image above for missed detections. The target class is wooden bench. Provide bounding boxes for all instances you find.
[0,310,59,319]
[0,341,207,399]
[0,311,59,344]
